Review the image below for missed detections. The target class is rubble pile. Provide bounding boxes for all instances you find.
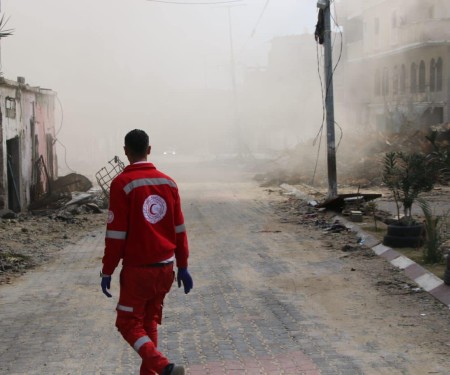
[0,168,117,283]
[258,123,450,188]
[271,188,428,292]
[0,188,107,284]
[30,172,107,212]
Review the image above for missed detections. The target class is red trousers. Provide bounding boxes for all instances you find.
[116,265,175,375]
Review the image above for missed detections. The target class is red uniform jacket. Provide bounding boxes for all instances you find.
[102,162,189,275]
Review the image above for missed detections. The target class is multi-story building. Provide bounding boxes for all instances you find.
[338,0,450,131]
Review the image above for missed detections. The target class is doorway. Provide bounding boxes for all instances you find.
[7,136,21,212]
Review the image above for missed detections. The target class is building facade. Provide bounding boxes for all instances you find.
[338,0,450,131]
[0,76,57,212]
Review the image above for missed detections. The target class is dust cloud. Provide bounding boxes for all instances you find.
[2,0,328,183]
[321,0,450,188]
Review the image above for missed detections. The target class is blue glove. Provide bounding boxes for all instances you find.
[177,268,193,294]
[101,275,112,298]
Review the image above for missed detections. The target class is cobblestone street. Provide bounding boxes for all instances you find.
[1,163,449,374]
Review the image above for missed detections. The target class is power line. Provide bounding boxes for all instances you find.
[311,42,325,186]
[235,0,269,60]
[55,95,64,137]
[146,0,243,5]
[55,138,76,173]
[250,0,270,37]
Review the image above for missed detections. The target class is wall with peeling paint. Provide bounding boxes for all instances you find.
[0,77,57,212]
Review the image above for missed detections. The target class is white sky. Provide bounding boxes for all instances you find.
[0,0,318,174]
[2,0,317,87]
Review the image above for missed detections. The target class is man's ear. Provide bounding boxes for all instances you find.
[124,146,129,156]
[147,146,151,155]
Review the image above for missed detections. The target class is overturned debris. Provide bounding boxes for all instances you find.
[317,193,382,211]
[50,173,93,194]
[95,156,125,198]
[29,173,95,211]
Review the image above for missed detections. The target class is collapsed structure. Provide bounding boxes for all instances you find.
[0,76,57,212]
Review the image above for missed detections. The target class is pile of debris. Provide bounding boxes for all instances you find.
[257,123,450,189]
[28,172,108,217]
[0,156,130,284]
[0,171,111,284]
[0,203,106,284]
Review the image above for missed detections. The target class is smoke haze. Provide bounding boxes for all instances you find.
[1,0,320,179]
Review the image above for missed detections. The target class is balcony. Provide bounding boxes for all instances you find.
[397,18,450,47]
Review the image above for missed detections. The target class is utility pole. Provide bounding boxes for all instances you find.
[216,3,244,158]
[227,6,240,155]
[225,5,243,158]
[318,0,337,199]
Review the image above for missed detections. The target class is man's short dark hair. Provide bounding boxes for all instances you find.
[125,129,149,157]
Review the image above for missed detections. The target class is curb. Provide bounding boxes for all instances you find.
[280,184,450,309]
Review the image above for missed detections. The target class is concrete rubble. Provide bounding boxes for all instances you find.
[257,122,450,189]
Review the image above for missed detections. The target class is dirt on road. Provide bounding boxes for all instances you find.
[0,211,105,285]
[1,179,450,373]
[267,189,450,374]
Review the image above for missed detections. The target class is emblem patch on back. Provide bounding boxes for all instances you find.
[107,210,114,224]
[143,195,167,224]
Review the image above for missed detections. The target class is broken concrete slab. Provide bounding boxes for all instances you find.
[64,192,94,207]
[50,173,93,193]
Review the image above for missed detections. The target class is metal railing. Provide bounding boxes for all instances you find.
[95,156,125,199]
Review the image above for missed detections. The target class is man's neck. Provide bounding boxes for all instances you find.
[131,159,148,164]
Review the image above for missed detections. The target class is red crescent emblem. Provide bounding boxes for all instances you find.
[149,204,158,215]
[143,195,167,224]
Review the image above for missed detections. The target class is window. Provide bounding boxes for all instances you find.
[400,64,406,94]
[410,63,417,93]
[430,59,436,92]
[375,69,381,96]
[393,66,399,96]
[437,57,443,92]
[391,11,399,44]
[346,17,363,43]
[5,97,16,119]
[419,60,426,93]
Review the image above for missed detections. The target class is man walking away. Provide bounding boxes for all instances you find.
[100,129,193,375]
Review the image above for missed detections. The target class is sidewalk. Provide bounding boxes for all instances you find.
[280,183,450,309]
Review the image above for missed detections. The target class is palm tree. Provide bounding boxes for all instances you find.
[0,14,13,38]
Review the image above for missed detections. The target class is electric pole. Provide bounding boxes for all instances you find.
[227,6,240,157]
[318,0,338,199]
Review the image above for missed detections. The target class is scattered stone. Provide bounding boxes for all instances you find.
[0,209,17,219]
[84,203,102,214]
[342,244,358,252]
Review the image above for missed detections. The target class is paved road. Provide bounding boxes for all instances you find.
[0,161,448,374]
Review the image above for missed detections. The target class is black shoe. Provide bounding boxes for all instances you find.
[163,363,185,375]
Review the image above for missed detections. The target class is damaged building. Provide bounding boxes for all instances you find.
[338,0,450,132]
[0,76,57,212]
